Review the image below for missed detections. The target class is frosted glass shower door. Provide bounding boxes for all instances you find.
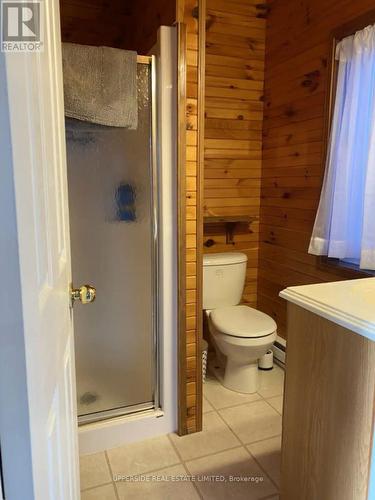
[66,63,158,422]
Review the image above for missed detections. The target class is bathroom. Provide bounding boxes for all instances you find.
[1,0,375,499]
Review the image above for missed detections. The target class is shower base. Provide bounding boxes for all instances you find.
[77,373,154,425]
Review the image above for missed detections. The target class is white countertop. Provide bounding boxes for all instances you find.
[280,278,375,342]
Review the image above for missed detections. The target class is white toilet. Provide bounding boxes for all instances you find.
[203,252,277,393]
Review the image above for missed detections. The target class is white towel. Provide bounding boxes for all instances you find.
[62,43,137,129]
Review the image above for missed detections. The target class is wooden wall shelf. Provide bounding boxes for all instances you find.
[204,215,257,245]
[204,215,257,224]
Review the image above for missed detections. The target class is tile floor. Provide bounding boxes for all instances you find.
[80,365,284,500]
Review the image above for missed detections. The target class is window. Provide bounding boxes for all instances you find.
[309,22,375,271]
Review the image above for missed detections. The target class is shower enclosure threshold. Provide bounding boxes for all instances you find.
[78,400,157,425]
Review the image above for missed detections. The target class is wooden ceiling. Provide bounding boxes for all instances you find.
[59,0,176,54]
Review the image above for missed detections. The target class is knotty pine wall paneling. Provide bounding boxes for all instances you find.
[203,0,267,307]
[258,0,375,338]
[60,0,176,53]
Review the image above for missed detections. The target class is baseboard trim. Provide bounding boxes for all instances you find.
[272,338,286,365]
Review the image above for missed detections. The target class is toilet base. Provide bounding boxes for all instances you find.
[209,357,259,394]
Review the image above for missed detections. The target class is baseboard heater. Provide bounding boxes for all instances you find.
[272,340,286,366]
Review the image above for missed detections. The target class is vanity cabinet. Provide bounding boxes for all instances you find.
[280,278,375,500]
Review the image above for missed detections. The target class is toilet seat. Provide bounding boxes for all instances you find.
[210,305,276,339]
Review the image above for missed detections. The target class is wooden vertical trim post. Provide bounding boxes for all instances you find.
[195,0,206,433]
[176,21,188,436]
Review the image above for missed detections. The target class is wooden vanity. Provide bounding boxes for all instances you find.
[280,278,375,500]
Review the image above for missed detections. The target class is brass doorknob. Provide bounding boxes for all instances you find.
[71,284,96,305]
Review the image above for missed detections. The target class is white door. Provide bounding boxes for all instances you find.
[2,1,80,499]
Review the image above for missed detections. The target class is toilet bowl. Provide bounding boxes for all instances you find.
[206,306,276,393]
[203,252,277,393]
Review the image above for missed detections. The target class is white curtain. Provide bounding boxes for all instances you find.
[309,24,375,270]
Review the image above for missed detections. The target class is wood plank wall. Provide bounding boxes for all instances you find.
[60,0,175,53]
[203,0,267,307]
[177,0,204,435]
[258,0,375,338]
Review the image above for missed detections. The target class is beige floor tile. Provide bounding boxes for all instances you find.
[107,435,180,476]
[219,400,282,444]
[116,464,200,500]
[266,395,283,415]
[248,436,281,486]
[203,376,262,410]
[186,446,277,500]
[81,484,117,500]
[203,396,215,413]
[169,411,240,461]
[258,366,285,399]
[79,452,112,490]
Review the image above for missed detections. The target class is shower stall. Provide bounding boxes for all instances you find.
[66,57,160,426]
[65,27,178,453]
[64,27,178,453]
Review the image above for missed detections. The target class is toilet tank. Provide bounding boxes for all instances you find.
[203,252,248,309]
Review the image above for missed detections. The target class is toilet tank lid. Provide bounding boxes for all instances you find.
[203,252,247,266]
[211,305,277,338]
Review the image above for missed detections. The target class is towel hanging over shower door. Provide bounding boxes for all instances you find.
[62,42,138,129]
